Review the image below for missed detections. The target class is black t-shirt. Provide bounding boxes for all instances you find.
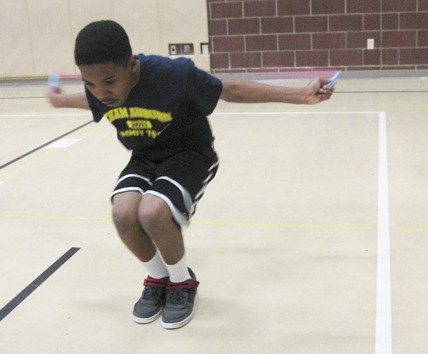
[85,54,223,161]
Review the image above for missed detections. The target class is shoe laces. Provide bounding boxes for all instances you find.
[165,279,199,304]
[166,288,186,304]
[142,277,167,299]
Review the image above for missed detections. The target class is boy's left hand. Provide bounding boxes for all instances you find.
[305,78,335,104]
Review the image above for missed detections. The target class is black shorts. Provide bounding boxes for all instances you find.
[111,151,219,226]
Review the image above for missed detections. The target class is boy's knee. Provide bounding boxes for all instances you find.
[112,202,139,232]
[138,195,171,230]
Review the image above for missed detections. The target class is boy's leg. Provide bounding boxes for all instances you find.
[138,151,218,329]
[138,193,185,265]
[138,194,199,330]
[138,193,192,282]
[112,191,168,323]
[112,191,156,262]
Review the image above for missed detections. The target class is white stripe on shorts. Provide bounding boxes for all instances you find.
[111,187,144,199]
[156,176,193,215]
[144,190,188,226]
[194,161,219,205]
[115,173,153,187]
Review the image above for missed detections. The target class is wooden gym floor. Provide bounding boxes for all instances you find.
[0,75,427,353]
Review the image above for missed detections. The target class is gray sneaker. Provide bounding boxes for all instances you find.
[161,268,199,329]
[133,276,168,324]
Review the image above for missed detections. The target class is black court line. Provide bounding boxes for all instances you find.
[0,247,80,321]
[0,120,93,170]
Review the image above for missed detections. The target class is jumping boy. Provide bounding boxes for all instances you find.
[47,20,335,330]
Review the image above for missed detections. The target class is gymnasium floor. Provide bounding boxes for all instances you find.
[0,75,427,354]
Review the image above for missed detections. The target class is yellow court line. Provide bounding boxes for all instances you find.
[2,213,425,233]
[0,213,110,221]
[0,213,373,230]
[1,213,427,232]
[394,227,428,232]
[192,220,373,230]
[0,150,56,181]
[0,121,99,182]
[73,120,105,139]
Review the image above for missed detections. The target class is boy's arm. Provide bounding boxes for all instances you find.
[220,78,334,105]
[46,86,90,110]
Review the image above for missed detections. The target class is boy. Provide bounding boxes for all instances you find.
[47,20,334,330]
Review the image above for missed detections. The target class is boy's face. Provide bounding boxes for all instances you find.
[79,56,139,107]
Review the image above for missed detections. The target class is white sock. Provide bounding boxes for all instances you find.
[142,251,168,279]
[166,255,191,283]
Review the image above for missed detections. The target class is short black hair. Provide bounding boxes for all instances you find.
[74,20,132,66]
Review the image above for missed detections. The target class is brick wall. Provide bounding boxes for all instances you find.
[207,0,428,74]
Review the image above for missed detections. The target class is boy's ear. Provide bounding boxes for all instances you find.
[129,54,139,70]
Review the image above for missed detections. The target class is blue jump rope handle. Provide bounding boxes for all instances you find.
[326,71,341,87]
[48,73,60,87]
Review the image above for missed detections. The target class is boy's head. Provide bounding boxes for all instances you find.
[75,20,140,107]
[74,20,132,66]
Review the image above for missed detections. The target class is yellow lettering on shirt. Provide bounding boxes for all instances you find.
[104,107,129,122]
[129,107,172,123]
[126,120,153,130]
[104,107,172,140]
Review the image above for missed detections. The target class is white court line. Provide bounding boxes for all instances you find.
[212,111,381,116]
[45,138,80,149]
[215,110,392,353]
[376,112,392,354]
[2,111,379,117]
[0,113,91,117]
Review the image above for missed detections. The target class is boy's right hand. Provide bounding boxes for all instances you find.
[46,85,63,108]
[45,86,90,110]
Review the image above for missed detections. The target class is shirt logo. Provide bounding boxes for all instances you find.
[104,107,172,139]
